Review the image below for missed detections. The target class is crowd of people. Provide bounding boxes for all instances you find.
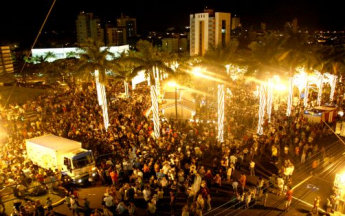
[0,78,340,215]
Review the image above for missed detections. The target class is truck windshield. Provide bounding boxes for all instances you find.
[72,153,94,169]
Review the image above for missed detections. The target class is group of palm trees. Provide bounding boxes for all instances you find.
[21,39,187,88]
[19,29,345,93]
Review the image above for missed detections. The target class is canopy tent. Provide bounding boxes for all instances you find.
[303,106,338,124]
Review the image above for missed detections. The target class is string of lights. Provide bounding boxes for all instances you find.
[304,80,309,107]
[257,83,266,135]
[95,70,109,131]
[150,85,160,138]
[330,75,337,102]
[267,78,273,123]
[317,73,323,106]
[286,77,293,116]
[218,84,224,142]
[124,81,129,98]
[153,66,161,98]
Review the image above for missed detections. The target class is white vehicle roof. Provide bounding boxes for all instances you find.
[26,134,81,152]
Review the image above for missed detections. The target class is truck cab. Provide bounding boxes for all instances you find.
[61,150,97,185]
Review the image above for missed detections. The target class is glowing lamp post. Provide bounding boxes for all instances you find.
[168,81,178,120]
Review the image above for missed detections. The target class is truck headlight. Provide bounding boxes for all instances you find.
[78,179,82,183]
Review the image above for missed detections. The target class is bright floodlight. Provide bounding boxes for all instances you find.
[274,84,287,92]
[339,173,345,184]
[192,67,202,77]
[168,81,177,87]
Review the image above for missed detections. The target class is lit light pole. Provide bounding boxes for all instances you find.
[168,81,179,120]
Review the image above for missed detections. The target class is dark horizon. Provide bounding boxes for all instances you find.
[1,0,344,46]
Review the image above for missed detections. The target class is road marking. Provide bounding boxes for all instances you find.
[292,196,325,213]
[292,175,312,190]
[306,184,319,191]
[291,175,325,213]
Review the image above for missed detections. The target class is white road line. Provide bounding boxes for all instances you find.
[292,196,325,213]
[292,175,312,190]
[291,175,325,213]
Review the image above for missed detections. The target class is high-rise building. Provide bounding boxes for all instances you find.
[292,18,298,33]
[189,9,231,56]
[105,23,127,46]
[285,18,298,33]
[261,22,266,31]
[0,46,14,73]
[117,14,137,38]
[76,12,104,46]
[162,38,179,52]
[231,16,241,30]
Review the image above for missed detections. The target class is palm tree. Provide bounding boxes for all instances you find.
[278,29,319,112]
[245,34,285,79]
[76,38,120,85]
[202,39,240,77]
[50,57,80,85]
[24,51,57,64]
[316,45,345,103]
[66,51,78,59]
[120,40,176,85]
[278,29,317,77]
[318,45,345,76]
[75,38,120,131]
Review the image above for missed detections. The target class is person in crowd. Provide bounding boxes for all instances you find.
[249,160,255,176]
[170,190,177,216]
[277,175,284,196]
[103,192,115,214]
[83,198,91,216]
[285,186,293,212]
[213,173,222,193]
[239,173,246,193]
[70,195,80,216]
[311,196,321,214]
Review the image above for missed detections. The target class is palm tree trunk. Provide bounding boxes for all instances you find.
[124,81,129,98]
[317,74,323,106]
[95,70,109,131]
[150,86,160,138]
[286,77,293,116]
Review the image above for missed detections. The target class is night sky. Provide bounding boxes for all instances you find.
[1,0,344,44]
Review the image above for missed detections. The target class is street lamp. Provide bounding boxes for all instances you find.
[168,81,178,119]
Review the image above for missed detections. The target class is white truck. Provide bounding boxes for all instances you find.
[26,134,97,184]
